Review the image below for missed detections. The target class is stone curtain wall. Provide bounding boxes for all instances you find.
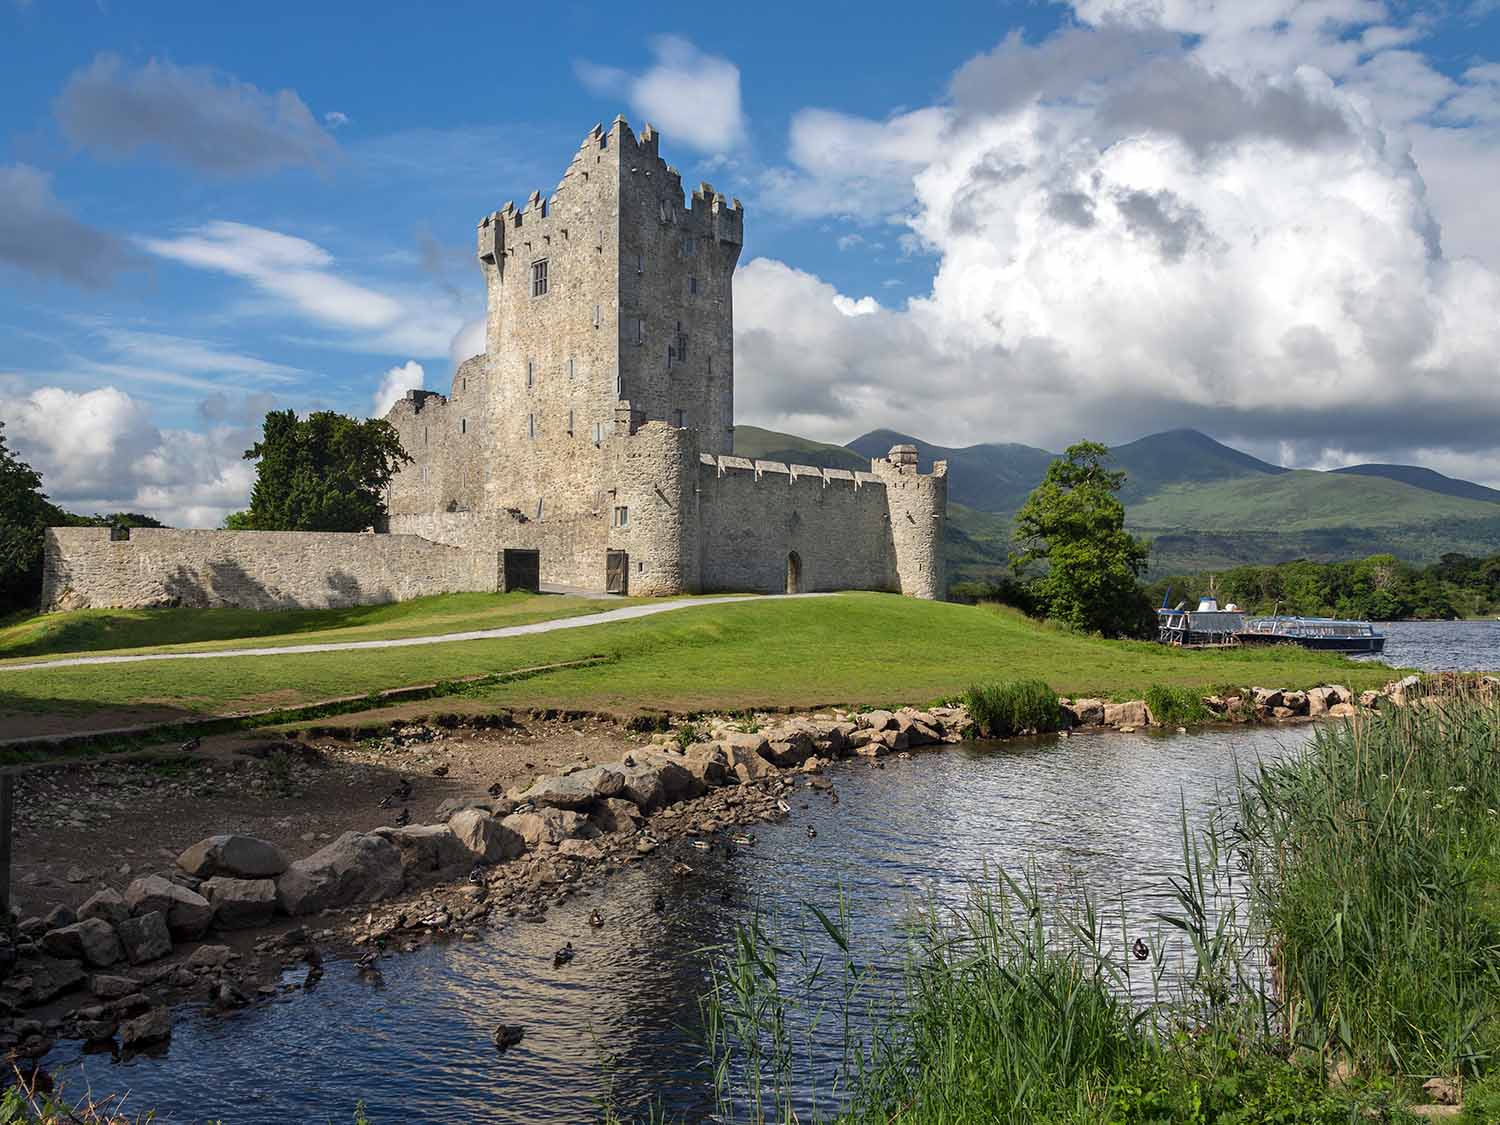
[42,528,498,612]
[696,457,899,594]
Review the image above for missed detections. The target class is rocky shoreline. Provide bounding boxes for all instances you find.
[2,672,1482,1068]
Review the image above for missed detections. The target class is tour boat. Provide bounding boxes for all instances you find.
[1236,615,1386,654]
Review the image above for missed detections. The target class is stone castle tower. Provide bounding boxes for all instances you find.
[384,117,947,598]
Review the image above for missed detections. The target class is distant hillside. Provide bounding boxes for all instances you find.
[733,426,868,472]
[1127,470,1500,532]
[737,423,1500,580]
[1332,463,1500,505]
[1108,428,1286,503]
[846,429,1056,514]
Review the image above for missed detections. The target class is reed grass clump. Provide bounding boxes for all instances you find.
[695,692,1500,1123]
[1237,690,1500,1080]
[1143,683,1212,726]
[964,678,1064,737]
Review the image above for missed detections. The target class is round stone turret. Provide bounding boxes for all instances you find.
[888,444,919,469]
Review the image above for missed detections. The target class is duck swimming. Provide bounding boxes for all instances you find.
[553,941,575,968]
[493,1024,525,1051]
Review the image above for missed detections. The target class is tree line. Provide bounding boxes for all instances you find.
[1146,554,1500,621]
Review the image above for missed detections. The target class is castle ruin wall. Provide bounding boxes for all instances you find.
[41,527,497,612]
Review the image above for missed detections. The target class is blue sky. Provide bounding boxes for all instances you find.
[3,0,1499,524]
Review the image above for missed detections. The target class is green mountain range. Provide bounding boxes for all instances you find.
[733,425,1500,580]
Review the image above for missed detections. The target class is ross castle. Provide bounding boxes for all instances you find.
[382,117,948,599]
[40,118,946,612]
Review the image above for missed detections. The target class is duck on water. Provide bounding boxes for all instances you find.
[1157,587,1386,654]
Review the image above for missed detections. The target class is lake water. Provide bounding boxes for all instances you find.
[1359,619,1500,673]
[47,724,1312,1124]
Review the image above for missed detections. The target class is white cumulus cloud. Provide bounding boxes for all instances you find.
[1,385,256,527]
[576,36,747,153]
[371,359,425,417]
[733,1,1500,475]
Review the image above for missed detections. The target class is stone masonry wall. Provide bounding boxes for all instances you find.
[871,455,949,599]
[696,457,898,594]
[42,528,498,612]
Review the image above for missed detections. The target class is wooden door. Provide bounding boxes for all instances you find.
[606,550,629,595]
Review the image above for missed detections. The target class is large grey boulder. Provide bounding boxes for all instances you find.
[619,751,702,810]
[200,877,278,930]
[500,808,587,848]
[447,809,525,864]
[124,875,211,940]
[119,1007,171,1050]
[591,797,643,834]
[861,709,897,732]
[520,766,626,810]
[681,743,731,787]
[435,796,515,819]
[373,823,471,876]
[1064,699,1106,727]
[275,832,404,917]
[9,956,85,1005]
[40,919,121,968]
[116,912,172,965]
[77,888,130,928]
[90,973,140,1000]
[760,732,815,768]
[1103,701,1152,728]
[722,731,770,760]
[176,835,289,879]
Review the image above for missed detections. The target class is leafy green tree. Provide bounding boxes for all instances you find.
[0,423,68,612]
[1011,441,1152,636]
[239,409,411,532]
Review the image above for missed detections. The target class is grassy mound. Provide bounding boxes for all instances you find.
[0,595,1398,737]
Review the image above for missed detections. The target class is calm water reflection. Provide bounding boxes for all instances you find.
[49,725,1313,1124]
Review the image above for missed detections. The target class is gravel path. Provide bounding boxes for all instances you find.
[1,593,826,672]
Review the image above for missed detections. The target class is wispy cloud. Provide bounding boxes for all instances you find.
[55,53,338,175]
[0,164,141,287]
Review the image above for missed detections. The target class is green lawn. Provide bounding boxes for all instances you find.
[0,591,650,664]
[0,594,1401,733]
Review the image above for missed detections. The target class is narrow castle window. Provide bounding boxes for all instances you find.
[635,252,643,275]
[591,422,604,445]
[531,258,548,297]
[424,426,428,446]
[568,356,576,379]
[596,226,603,248]
[666,346,673,370]
[461,418,467,434]
[593,303,602,328]
[567,408,575,434]
[527,413,536,439]
[683,235,696,256]
[616,373,625,397]
[689,276,699,295]
[612,505,629,528]
[537,497,545,520]
[635,318,646,344]
[526,358,534,387]
[672,409,685,428]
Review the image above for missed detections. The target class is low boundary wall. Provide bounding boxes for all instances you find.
[41,527,498,612]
